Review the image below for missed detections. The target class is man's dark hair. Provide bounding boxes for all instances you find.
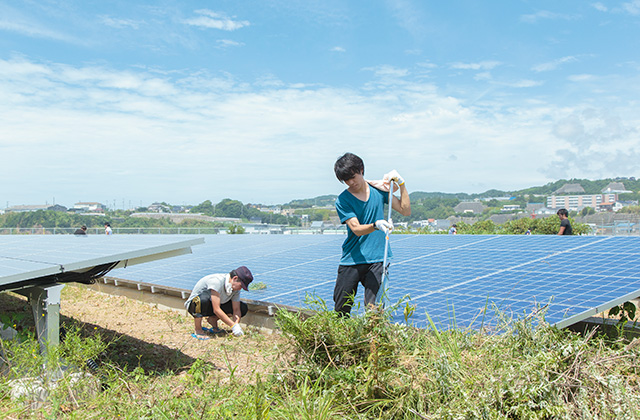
[557,208,569,217]
[334,153,364,182]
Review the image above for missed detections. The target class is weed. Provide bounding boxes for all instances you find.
[3,288,640,419]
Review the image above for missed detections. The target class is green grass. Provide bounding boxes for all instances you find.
[2,295,640,419]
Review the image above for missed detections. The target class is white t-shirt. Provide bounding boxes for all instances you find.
[184,273,240,309]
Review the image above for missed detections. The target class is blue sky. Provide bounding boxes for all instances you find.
[1,1,639,209]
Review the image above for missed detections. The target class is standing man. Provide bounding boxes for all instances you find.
[332,153,411,316]
[557,208,573,235]
[185,266,253,340]
[449,224,457,235]
[104,223,113,235]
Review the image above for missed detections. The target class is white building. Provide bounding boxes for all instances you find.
[546,194,618,211]
[73,202,105,212]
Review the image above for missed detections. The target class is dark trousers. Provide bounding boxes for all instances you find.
[188,292,248,318]
[333,262,382,315]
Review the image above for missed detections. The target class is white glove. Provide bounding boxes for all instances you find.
[374,220,394,234]
[383,169,404,186]
[232,323,244,336]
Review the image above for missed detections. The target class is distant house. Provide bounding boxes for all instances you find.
[171,205,192,213]
[5,204,67,212]
[601,182,633,194]
[411,220,431,228]
[598,202,615,212]
[613,200,639,212]
[553,183,585,194]
[5,204,50,213]
[481,196,513,202]
[535,207,556,215]
[48,204,68,212]
[454,202,486,214]
[501,204,521,212]
[553,184,585,195]
[72,202,105,213]
[147,202,171,213]
[310,221,335,232]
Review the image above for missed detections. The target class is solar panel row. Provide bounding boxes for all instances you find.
[104,234,640,331]
[3,234,637,330]
[0,235,204,289]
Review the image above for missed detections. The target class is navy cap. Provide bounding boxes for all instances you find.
[235,266,253,291]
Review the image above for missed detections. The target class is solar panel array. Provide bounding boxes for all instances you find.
[106,234,640,330]
[0,235,203,290]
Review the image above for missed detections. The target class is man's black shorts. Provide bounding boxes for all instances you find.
[187,291,215,317]
[187,292,249,318]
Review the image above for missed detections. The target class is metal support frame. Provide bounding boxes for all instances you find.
[15,283,66,355]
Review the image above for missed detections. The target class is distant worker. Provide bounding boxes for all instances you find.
[184,266,253,340]
[74,225,87,235]
[104,222,113,235]
[557,208,572,235]
[525,228,532,235]
[449,224,457,235]
[332,152,411,316]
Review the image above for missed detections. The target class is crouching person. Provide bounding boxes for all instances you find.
[185,266,253,340]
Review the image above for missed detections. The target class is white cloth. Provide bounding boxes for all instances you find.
[366,179,399,193]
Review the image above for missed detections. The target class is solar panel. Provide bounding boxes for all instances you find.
[0,234,204,354]
[106,234,640,331]
[0,235,205,290]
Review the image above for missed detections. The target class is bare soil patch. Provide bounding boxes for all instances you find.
[1,285,287,382]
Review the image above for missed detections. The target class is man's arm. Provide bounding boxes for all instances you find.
[345,217,376,237]
[210,290,237,327]
[391,183,411,216]
[558,218,567,235]
[232,300,242,323]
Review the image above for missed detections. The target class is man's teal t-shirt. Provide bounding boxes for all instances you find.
[335,185,392,265]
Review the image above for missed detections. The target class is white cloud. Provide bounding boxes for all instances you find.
[0,16,79,43]
[592,3,608,12]
[520,10,577,23]
[532,56,578,72]
[503,79,544,88]
[623,0,640,15]
[417,61,437,69]
[0,57,638,206]
[385,0,428,41]
[474,72,492,81]
[567,74,595,82]
[362,65,410,85]
[182,9,250,31]
[331,46,346,53]
[450,61,501,71]
[217,39,244,48]
[545,108,640,178]
[100,16,141,29]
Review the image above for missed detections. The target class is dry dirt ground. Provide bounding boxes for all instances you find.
[1,285,288,382]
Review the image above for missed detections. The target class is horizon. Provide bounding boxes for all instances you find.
[4,175,637,210]
[1,1,639,207]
